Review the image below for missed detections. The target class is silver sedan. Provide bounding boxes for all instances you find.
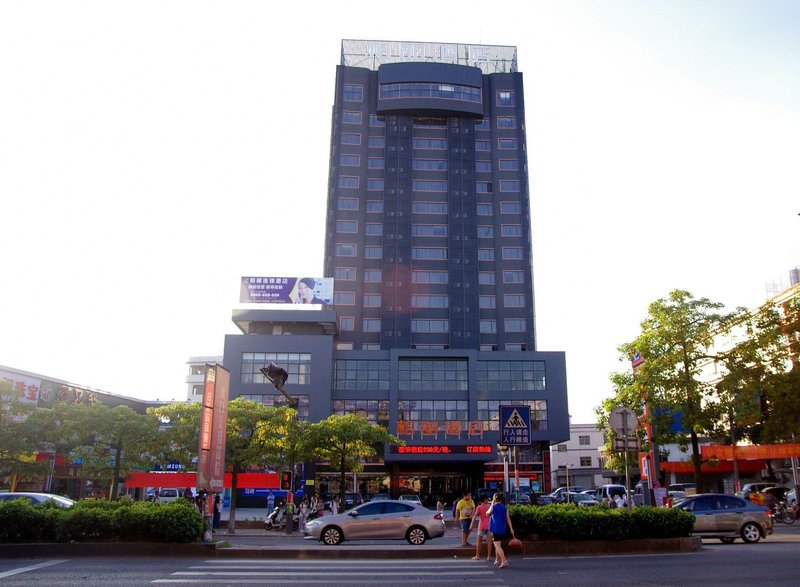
[304,499,446,545]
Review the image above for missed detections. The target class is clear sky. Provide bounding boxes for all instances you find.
[1,1,798,423]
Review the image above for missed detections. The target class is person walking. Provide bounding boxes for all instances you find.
[212,494,222,531]
[330,495,339,515]
[298,498,308,533]
[470,494,493,561]
[487,493,516,568]
[455,490,476,547]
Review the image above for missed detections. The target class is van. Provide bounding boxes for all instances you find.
[157,488,180,503]
[593,484,627,503]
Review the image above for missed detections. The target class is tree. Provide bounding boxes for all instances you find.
[613,290,742,492]
[0,380,43,482]
[305,414,401,504]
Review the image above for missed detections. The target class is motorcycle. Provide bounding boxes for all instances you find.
[263,503,320,530]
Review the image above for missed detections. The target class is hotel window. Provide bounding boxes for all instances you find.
[368,136,385,148]
[338,176,359,189]
[336,343,354,350]
[476,160,491,172]
[477,399,547,431]
[480,320,497,333]
[412,295,449,308]
[498,138,517,149]
[504,294,525,307]
[502,247,524,260]
[368,158,384,169]
[476,181,492,194]
[342,111,363,124]
[362,318,381,332]
[477,203,493,216]
[363,294,382,307]
[412,224,447,237]
[339,316,354,331]
[334,361,390,391]
[413,138,447,149]
[412,270,448,283]
[334,399,391,427]
[333,291,355,305]
[343,84,363,102]
[337,197,358,210]
[476,361,546,392]
[505,319,526,332]
[341,133,361,145]
[241,352,311,385]
[496,90,515,107]
[367,179,384,191]
[336,243,357,256]
[366,200,384,213]
[499,159,519,171]
[364,246,383,259]
[398,360,468,392]
[506,344,526,351]
[503,270,524,283]
[479,272,496,285]
[412,180,448,192]
[475,118,490,130]
[369,114,385,127]
[477,248,495,261]
[580,457,592,467]
[477,226,494,238]
[335,266,356,280]
[340,154,360,166]
[501,225,523,237]
[479,295,496,309]
[365,223,383,236]
[414,116,447,127]
[412,247,447,260]
[364,269,382,282]
[499,179,520,192]
[475,139,491,151]
[412,159,448,171]
[412,202,448,214]
[497,116,516,129]
[336,220,358,233]
[411,319,449,333]
[362,343,381,350]
[500,202,522,214]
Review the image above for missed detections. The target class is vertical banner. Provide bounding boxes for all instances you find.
[196,365,230,491]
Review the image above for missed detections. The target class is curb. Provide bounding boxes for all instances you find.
[0,537,701,559]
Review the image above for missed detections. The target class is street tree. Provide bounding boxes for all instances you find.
[305,414,401,505]
[0,380,43,481]
[613,289,742,492]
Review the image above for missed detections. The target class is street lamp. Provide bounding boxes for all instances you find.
[565,463,573,504]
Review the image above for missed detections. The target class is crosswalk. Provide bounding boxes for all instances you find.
[153,558,510,585]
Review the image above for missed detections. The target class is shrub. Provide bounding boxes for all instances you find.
[510,504,694,540]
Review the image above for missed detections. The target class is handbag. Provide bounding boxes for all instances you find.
[507,537,523,549]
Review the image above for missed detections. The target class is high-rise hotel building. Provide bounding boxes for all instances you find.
[225,40,568,500]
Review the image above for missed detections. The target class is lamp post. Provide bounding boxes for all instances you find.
[565,463,573,504]
[260,363,298,535]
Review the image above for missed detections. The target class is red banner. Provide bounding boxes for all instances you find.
[196,364,230,491]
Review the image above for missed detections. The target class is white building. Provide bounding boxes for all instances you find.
[550,423,606,490]
[185,356,223,402]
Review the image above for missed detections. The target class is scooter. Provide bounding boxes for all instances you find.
[264,505,301,530]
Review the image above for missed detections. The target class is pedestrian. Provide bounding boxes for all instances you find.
[330,495,339,515]
[298,497,308,532]
[183,487,193,500]
[436,496,445,515]
[455,490,476,547]
[487,493,516,568]
[614,494,624,509]
[267,491,275,513]
[470,494,493,561]
[315,493,324,518]
[212,494,222,530]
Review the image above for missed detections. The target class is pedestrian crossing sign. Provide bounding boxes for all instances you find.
[499,405,532,446]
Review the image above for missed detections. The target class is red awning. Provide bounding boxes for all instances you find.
[660,460,767,474]
[702,443,800,460]
[124,471,279,489]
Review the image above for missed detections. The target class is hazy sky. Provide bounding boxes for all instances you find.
[1,1,798,423]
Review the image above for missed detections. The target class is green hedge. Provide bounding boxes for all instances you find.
[509,504,694,540]
[0,497,203,543]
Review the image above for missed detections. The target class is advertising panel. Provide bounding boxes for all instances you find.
[196,365,230,492]
[240,276,334,304]
[0,368,99,409]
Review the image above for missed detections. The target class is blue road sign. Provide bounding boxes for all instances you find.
[499,405,532,446]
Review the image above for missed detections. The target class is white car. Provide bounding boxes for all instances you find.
[0,492,75,508]
[157,488,181,503]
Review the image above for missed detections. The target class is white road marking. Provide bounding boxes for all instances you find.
[0,559,69,579]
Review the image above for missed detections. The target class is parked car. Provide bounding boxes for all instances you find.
[737,482,776,501]
[0,492,75,508]
[592,484,627,503]
[369,493,392,501]
[668,483,697,495]
[563,492,599,506]
[398,494,422,505]
[157,488,180,503]
[549,486,584,502]
[304,500,446,545]
[674,493,773,543]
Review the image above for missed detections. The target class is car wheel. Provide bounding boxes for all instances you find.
[406,526,427,545]
[740,522,761,543]
[720,537,735,544]
[321,526,343,545]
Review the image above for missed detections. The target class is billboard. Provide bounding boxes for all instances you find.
[196,364,230,492]
[240,276,334,305]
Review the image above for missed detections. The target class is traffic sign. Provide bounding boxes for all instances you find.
[499,405,531,446]
[609,406,637,436]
